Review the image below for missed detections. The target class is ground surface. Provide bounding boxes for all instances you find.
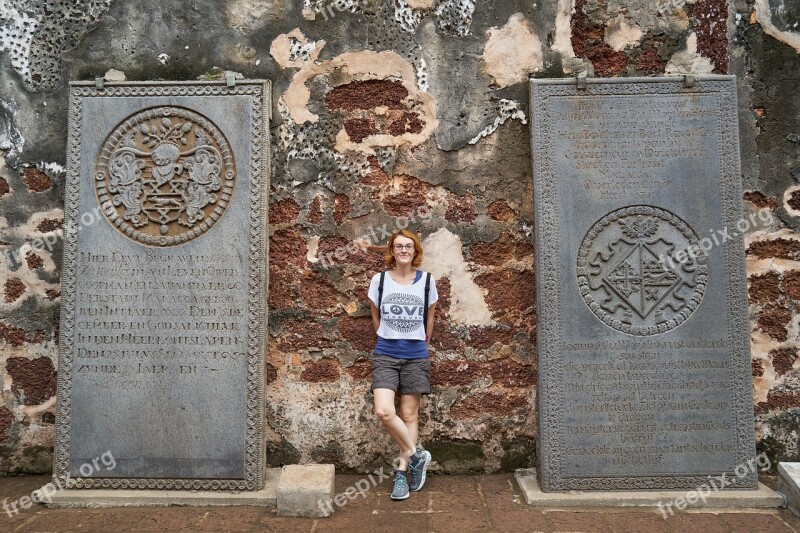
[1,474,799,532]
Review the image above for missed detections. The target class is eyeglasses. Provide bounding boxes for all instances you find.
[393,244,415,251]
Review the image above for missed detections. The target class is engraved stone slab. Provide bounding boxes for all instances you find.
[55,81,270,491]
[530,77,756,491]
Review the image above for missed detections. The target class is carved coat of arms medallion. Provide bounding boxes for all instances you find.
[94,106,235,246]
[576,205,708,336]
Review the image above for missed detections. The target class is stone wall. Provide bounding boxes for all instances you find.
[0,0,798,474]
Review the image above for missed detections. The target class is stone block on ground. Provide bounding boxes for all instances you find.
[277,464,335,518]
[779,462,800,517]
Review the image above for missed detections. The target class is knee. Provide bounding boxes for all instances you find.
[399,408,418,424]
[375,406,395,423]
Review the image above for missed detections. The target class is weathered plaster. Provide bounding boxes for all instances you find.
[434,0,477,37]
[0,207,61,312]
[301,0,362,22]
[306,235,320,264]
[608,0,690,32]
[786,185,800,218]
[468,99,527,145]
[394,0,426,33]
[0,5,38,87]
[0,100,24,160]
[0,0,113,91]
[278,50,437,168]
[482,13,544,88]
[551,0,575,56]
[665,32,715,74]
[754,0,800,53]
[227,0,280,31]
[7,208,64,242]
[604,15,643,51]
[422,228,494,327]
[270,28,325,70]
[407,0,436,10]
[103,68,126,82]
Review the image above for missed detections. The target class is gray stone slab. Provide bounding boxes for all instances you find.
[530,77,756,491]
[277,464,336,518]
[779,462,800,516]
[55,81,270,491]
[40,468,281,508]
[514,469,784,511]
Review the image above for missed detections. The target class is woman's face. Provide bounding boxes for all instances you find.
[392,235,416,266]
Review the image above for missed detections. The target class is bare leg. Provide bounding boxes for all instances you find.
[399,393,421,447]
[374,388,416,470]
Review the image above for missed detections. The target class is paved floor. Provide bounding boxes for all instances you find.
[1,474,799,532]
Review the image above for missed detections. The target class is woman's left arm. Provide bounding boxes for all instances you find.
[425,303,436,344]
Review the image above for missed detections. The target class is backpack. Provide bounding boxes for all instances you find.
[377,271,432,328]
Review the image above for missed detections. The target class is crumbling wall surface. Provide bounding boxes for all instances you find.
[0,0,798,473]
[0,0,71,471]
[733,0,800,469]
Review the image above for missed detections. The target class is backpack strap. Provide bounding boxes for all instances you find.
[423,272,431,329]
[377,271,386,317]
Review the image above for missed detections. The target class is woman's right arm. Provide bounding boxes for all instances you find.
[370,301,380,333]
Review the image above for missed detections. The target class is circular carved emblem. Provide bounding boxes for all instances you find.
[576,205,708,336]
[95,106,235,247]
[382,293,424,333]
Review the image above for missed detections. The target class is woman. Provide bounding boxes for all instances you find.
[368,229,437,500]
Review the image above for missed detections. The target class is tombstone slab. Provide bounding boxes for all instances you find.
[54,80,270,491]
[530,76,757,491]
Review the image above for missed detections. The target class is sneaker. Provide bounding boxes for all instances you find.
[408,449,432,491]
[391,470,409,500]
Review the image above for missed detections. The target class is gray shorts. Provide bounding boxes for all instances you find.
[371,354,431,395]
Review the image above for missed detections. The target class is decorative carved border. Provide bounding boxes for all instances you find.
[530,77,756,491]
[54,81,270,491]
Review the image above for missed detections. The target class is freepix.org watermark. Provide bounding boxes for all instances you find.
[659,207,773,271]
[318,205,433,267]
[3,202,112,271]
[317,457,401,515]
[657,452,771,519]
[2,450,117,517]
[315,0,362,21]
